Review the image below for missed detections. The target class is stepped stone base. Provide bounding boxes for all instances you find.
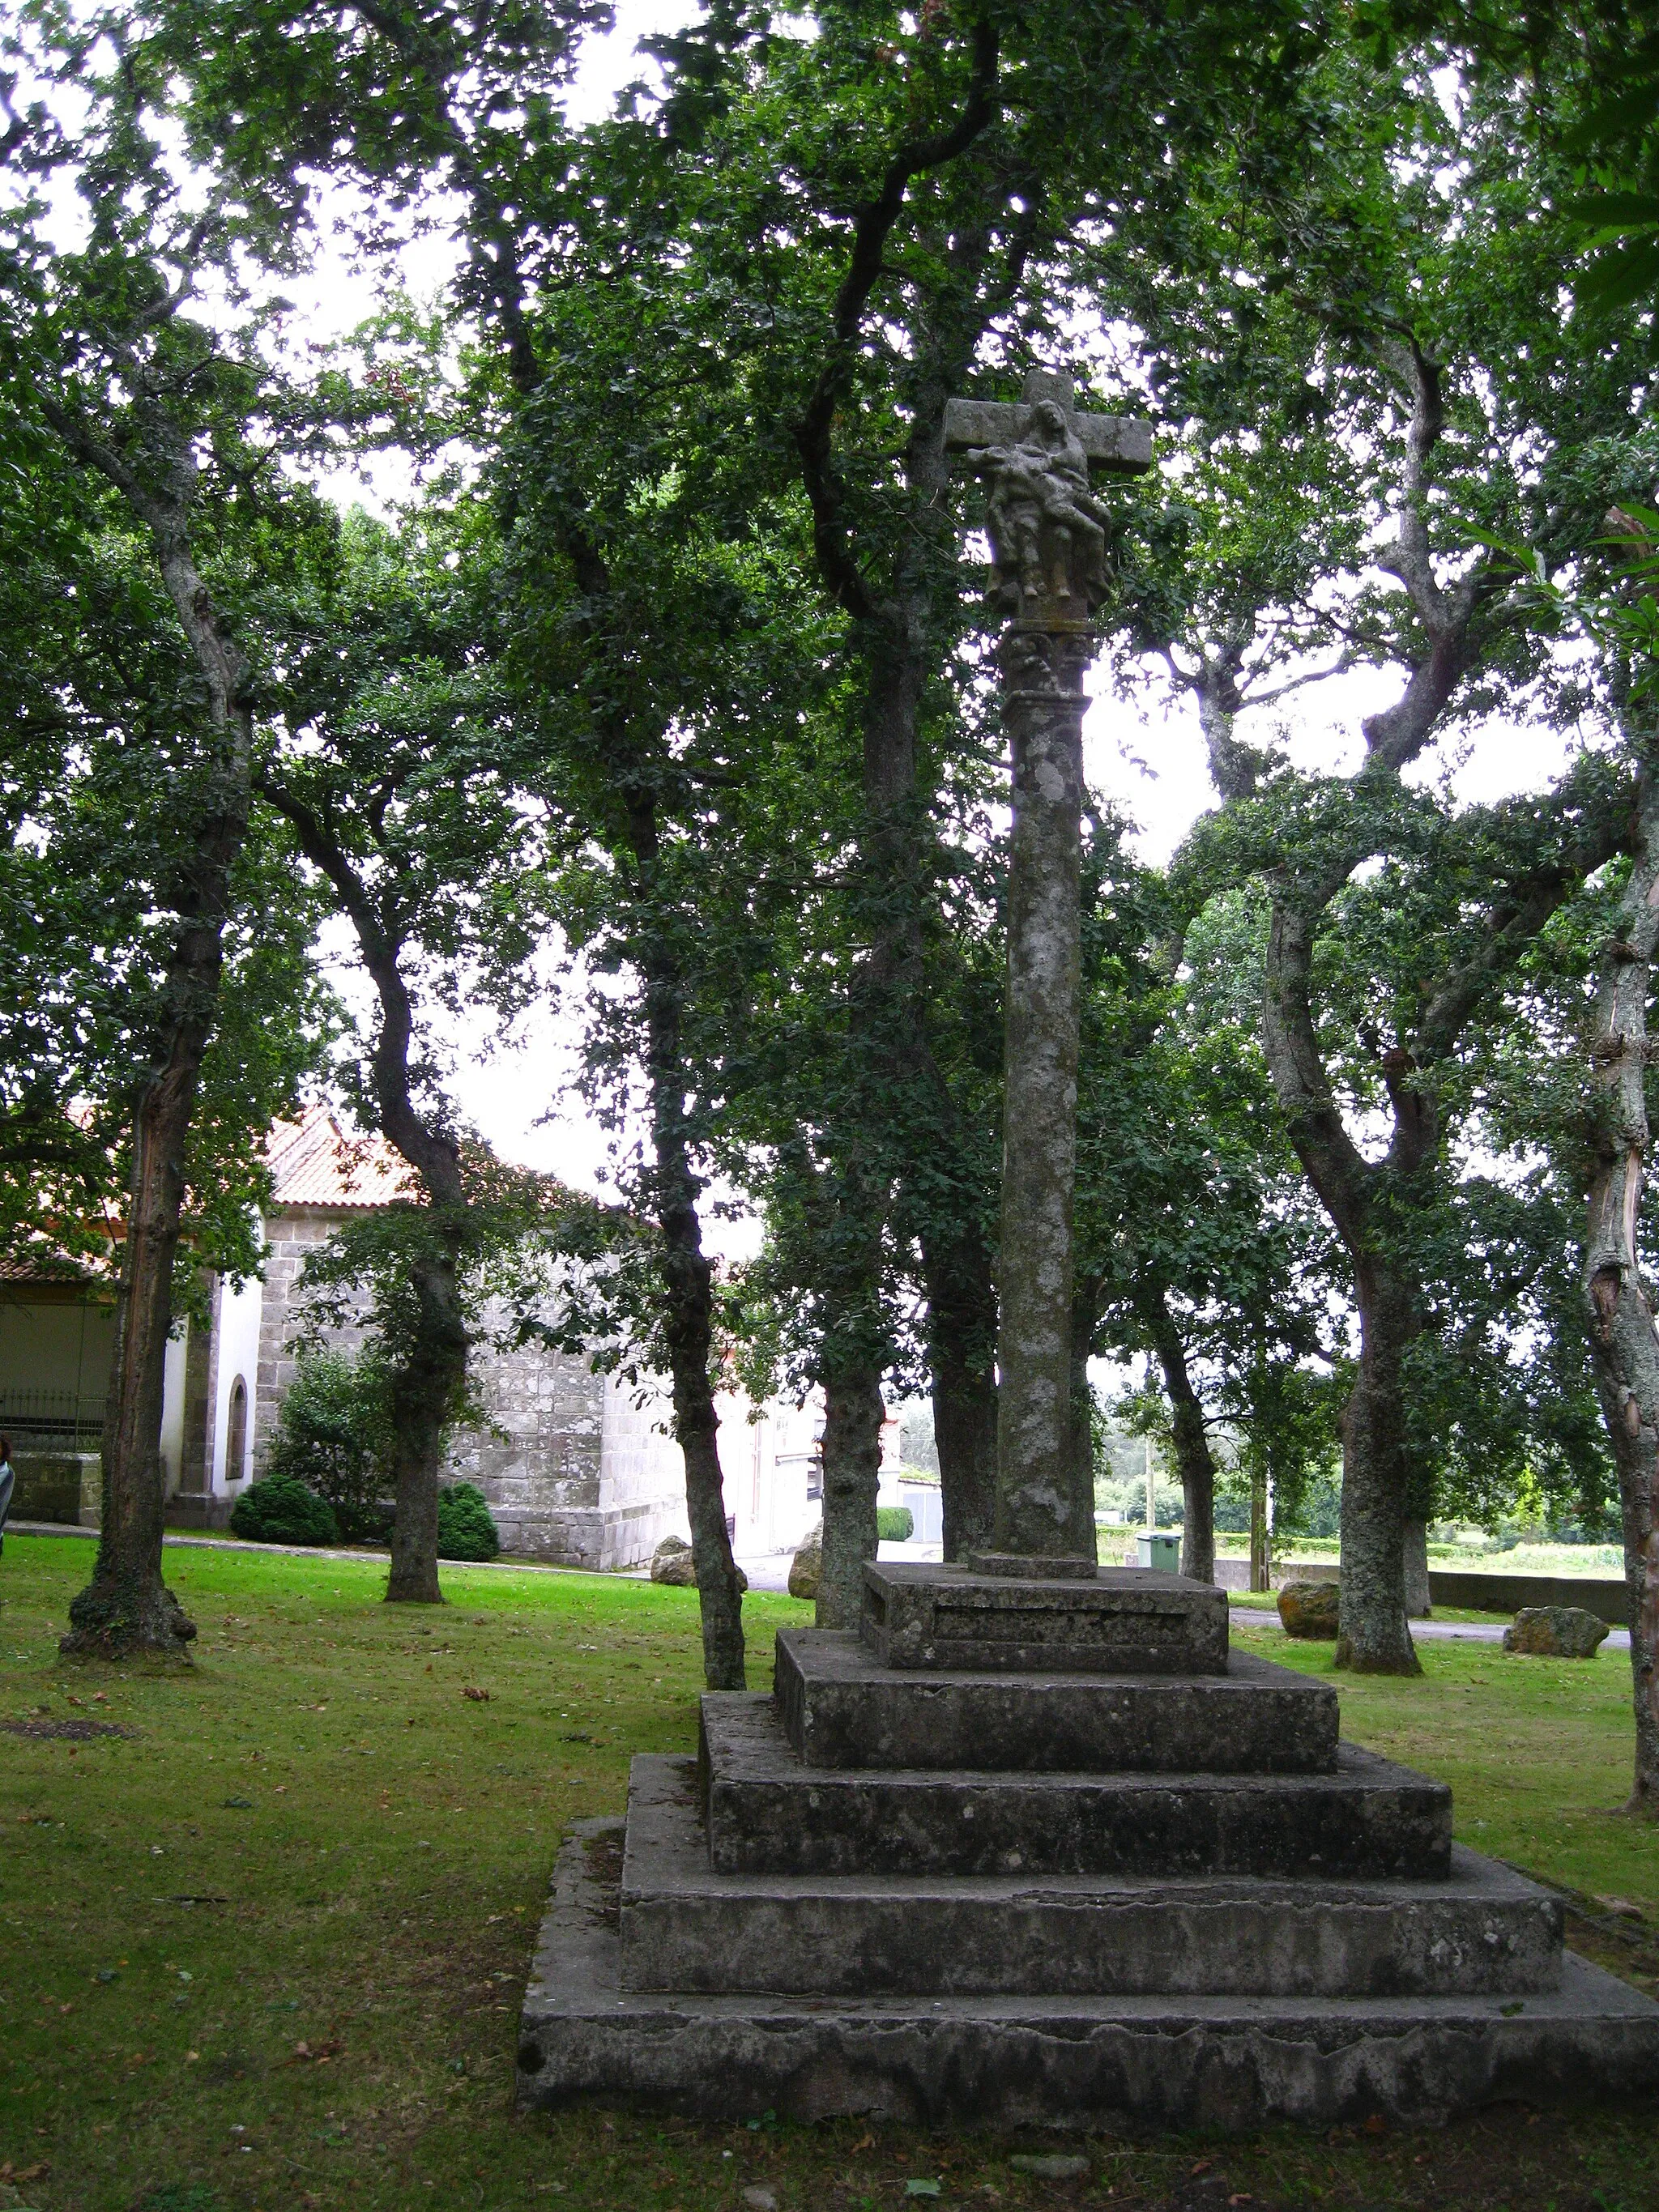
[700,1696,1452,1879]
[518,1818,1659,2130]
[775,1629,1337,1773]
[623,1756,1558,1998]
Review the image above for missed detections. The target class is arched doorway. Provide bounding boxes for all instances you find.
[225,1375,249,1485]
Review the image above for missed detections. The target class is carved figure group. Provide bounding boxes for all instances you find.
[970,399,1111,622]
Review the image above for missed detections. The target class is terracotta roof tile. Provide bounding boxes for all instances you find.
[265,1106,416,1211]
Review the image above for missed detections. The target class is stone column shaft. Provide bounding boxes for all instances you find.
[993,627,1094,1558]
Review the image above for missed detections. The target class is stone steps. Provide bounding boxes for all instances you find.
[776,1628,1338,1772]
[520,1561,1659,2127]
[623,1755,1557,1997]
[701,1694,1452,1879]
[517,1815,1659,2131]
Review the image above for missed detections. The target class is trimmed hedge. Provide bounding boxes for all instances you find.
[229,1473,340,1548]
[437,1481,500,1562]
[876,1505,914,1543]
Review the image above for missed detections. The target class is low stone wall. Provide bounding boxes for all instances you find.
[1211,1555,1628,1625]
[492,1495,681,1571]
[1213,1557,1339,1592]
[165,1493,235,1532]
[9,1451,100,1528]
[1427,1569,1628,1625]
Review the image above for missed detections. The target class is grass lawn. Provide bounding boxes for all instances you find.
[1,1534,1657,2212]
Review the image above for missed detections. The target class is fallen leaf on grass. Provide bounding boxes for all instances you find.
[290,2038,343,2063]
[851,2134,874,2154]
[462,1686,491,1702]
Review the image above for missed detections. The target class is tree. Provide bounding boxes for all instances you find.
[1077,873,1345,1589]
[1107,39,1653,1668]
[0,27,340,1654]
[683,0,1346,1563]
[255,504,548,1601]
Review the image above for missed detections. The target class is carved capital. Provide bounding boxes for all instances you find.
[996,624,1096,701]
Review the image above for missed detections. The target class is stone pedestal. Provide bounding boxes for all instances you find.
[518,1566,1659,2129]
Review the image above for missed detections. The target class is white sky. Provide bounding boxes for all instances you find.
[292,0,1578,1256]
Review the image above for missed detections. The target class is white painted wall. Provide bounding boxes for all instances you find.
[210,1271,264,1491]
[718,1390,824,1558]
[159,1329,188,1490]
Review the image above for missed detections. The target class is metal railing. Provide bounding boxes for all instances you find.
[0,1388,105,1446]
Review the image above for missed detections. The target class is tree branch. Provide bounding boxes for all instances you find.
[792,14,1001,618]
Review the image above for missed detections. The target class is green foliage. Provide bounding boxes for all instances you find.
[265,1350,394,1541]
[228,1473,340,1548]
[437,1482,499,1562]
[1213,1492,1252,1536]
[1097,1472,1185,1531]
[875,1506,913,1543]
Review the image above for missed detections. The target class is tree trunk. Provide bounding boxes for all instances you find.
[1140,1289,1216,1585]
[58,453,252,1664]
[1067,1296,1101,1568]
[638,919,744,1690]
[411,104,745,1670]
[1402,1518,1432,1618]
[1582,757,1659,1815]
[923,1234,998,1562]
[1249,1466,1269,1593]
[993,629,1092,1559]
[384,1251,467,1603]
[816,1364,885,1629]
[61,1037,207,1660]
[262,787,476,1610]
[1335,1268,1422,1673]
[1264,896,1422,1673]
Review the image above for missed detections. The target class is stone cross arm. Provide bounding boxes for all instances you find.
[945,370,1151,628]
[942,370,1154,476]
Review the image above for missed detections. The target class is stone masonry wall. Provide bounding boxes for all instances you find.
[250,1207,682,1568]
[250,1212,373,1476]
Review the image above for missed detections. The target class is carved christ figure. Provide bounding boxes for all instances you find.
[970,399,1112,619]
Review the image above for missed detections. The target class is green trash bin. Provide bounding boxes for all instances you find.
[1137,1532,1180,1572]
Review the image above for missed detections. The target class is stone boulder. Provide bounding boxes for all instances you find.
[1277,1579,1341,1639]
[788,1525,822,1601]
[1503,1605,1610,1658]
[650,1534,696,1588]
[649,1534,746,1592]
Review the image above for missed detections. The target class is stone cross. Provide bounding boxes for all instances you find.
[945,370,1153,1574]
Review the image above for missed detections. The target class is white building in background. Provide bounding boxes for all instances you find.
[0,1106,921,1568]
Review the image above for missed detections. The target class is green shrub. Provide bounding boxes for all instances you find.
[266,1349,394,1541]
[230,1473,340,1548]
[437,1481,500,1562]
[876,1505,914,1542]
